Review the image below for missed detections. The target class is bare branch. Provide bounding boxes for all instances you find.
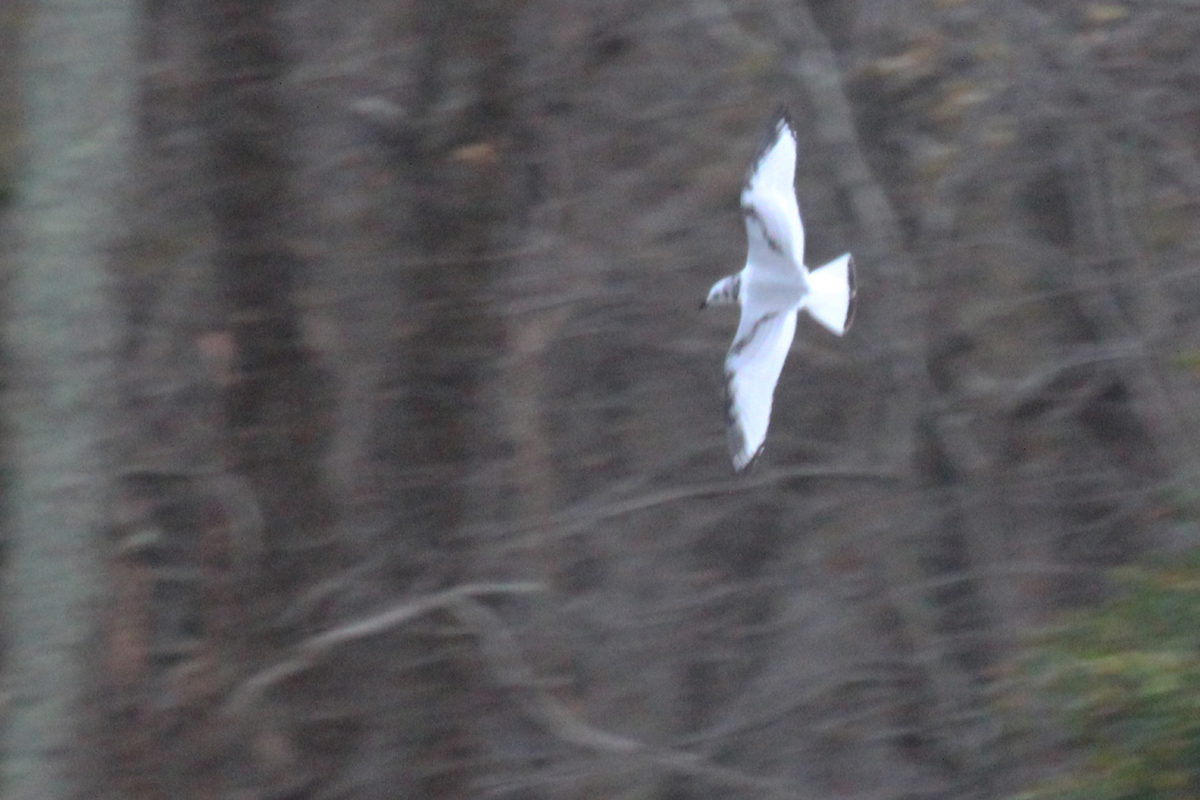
[473,463,899,554]
[223,582,545,714]
[452,596,830,800]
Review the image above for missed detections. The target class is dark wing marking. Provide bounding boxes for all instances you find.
[742,205,785,255]
[728,311,778,357]
[741,108,805,273]
[723,310,798,471]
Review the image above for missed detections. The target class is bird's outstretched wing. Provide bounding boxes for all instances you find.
[741,110,805,272]
[724,306,799,471]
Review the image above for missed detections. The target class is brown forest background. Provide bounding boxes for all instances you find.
[4,0,1200,798]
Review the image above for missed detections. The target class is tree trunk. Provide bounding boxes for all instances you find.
[3,0,136,796]
[198,0,337,611]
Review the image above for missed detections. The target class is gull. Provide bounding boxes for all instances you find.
[701,109,856,471]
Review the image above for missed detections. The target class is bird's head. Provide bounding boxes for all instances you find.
[702,274,741,309]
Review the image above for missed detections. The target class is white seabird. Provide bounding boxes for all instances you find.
[701,109,856,471]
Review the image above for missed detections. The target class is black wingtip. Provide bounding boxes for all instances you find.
[744,105,797,188]
[724,368,765,473]
[771,104,796,136]
[734,444,765,474]
[844,254,858,333]
[723,371,743,467]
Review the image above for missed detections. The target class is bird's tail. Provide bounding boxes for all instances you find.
[804,254,856,336]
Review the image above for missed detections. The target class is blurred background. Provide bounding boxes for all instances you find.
[5,0,1200,798]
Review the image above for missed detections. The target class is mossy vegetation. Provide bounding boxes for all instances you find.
[1012,552,1200,800]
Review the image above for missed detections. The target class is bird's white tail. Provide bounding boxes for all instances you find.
[803,254,856,336]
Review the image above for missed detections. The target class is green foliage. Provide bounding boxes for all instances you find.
[1012,554,1200,800]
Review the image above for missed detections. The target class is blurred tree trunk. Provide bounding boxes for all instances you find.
[198,0,336,609]
[3,0,136,796]
[361,2,537,796]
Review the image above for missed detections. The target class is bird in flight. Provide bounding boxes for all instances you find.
[701,109,856,471]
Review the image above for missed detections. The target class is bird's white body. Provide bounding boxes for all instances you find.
[702,111,856,471]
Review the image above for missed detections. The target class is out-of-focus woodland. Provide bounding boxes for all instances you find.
[5,0,1200,798]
